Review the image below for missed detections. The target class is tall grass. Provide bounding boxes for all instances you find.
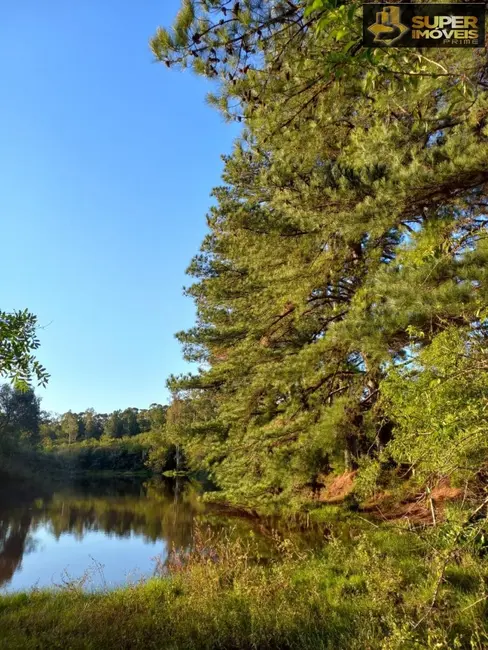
[0,516,487,649]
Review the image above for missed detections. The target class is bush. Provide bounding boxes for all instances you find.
[52,437,151,474]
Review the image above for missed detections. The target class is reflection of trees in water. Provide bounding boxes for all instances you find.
[0,478,205,587]
[36,479,204,548]
[0,478,327,588]
[0,513,34,587]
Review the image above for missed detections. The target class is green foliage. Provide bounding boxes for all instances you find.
[0,392,176,478]
[53,437,151,474]
[0,384,41,450]
[381,327,488,485]
[102,410,125,439]
[61,411,80,444]
[3,9,488,644]
[353,457,382,501]
[0,522,487,649]
[154,0,488,505]
[43,404,178,475]
[81,408,103,440]
[0,309,49,389]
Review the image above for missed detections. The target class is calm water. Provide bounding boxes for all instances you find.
[0,477,324,592]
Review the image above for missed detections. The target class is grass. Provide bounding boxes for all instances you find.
[1,519,488,650]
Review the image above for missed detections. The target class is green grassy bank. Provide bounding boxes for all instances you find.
[1,517,487,650]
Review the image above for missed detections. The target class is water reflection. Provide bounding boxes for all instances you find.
[40,479,199,545]
[0,477,204,590]
[0,477,326,591]
[0,513,35,588]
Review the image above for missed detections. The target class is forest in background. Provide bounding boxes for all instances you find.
[0,383,181,477]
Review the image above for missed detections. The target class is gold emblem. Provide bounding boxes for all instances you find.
[367,5,409,45]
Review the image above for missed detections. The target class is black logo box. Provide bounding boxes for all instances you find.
[363,3,485,48]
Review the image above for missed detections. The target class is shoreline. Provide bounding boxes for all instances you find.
[0,514,486,650]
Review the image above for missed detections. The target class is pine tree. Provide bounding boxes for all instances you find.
[158,0,488,503]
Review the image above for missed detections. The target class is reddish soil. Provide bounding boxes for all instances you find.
[316,472,463,525]
[318,471,358,503]
[363,478,463,525]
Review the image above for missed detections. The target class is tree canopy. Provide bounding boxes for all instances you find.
[0,310,49,389]
[154,0,488,504]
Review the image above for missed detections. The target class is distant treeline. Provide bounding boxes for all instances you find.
[0,384,183,477]
[40,403,168,446]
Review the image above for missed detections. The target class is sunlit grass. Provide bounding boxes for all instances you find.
[1,523,487,649]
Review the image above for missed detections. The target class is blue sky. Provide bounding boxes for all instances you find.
[0,1,237,415]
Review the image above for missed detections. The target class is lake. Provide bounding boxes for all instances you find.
[0,476,325,592]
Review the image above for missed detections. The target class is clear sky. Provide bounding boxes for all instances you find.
[0,1,237,415]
